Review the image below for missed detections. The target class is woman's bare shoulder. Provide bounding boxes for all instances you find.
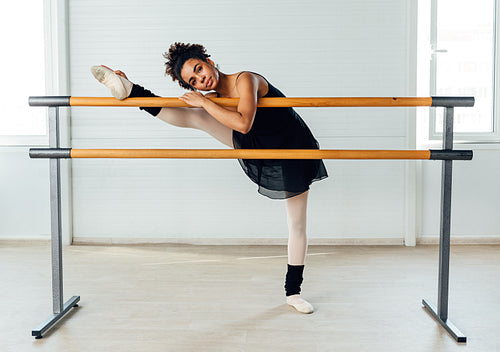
[235,71,267,96]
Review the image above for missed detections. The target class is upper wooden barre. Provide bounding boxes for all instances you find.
[28,96,475,108]
[28,148,473,161]
[69,97,435,108]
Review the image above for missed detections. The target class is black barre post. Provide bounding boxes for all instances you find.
[423,105,467,343]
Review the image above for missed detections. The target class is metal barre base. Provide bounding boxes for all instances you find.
[422,299,466,343]
[32,296,80,339]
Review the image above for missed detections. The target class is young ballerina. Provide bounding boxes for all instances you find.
[91,42,328,314]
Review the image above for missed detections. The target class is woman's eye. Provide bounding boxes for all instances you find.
[192,80,196,85]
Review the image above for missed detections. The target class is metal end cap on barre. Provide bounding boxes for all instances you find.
[29,96,71,107]
[431,97,475,107]
[429,149,473,160]
[29,148,72,159]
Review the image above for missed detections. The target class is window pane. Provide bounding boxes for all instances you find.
[435,0,494,133]
[0,0,46,136]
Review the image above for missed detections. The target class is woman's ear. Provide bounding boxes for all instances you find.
[207,58,215,67]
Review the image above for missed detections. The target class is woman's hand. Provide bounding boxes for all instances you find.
[179,91,208,108]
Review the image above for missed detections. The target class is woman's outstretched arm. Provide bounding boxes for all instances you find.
[178,72,259,134]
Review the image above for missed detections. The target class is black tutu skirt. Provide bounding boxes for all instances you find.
[232,78,328,199]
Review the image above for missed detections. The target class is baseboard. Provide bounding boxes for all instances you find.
[72,237,404,246]
[0,238,50,245]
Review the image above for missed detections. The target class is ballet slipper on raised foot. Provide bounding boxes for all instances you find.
[286,294,314,314]
[90,65,133,100]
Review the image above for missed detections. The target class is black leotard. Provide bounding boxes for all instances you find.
[232,72,328,199]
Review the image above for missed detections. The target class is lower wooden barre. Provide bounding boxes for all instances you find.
[68,149,431,159]
[28,148,473,160]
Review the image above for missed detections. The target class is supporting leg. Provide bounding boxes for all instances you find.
[32,107,80,339]
[422,107,466,343]
[285,191,309,266]
[284,191,314,314]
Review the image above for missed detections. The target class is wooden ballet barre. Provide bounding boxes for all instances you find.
[29,148,473,161]
[28,91,475,342]
[28,96,475,108]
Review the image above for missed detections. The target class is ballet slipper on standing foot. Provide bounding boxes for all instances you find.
[286,294,314,314]
[90,65,133,100]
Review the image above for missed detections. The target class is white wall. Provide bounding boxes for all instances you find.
[3,0,499,244]
[0,148,50,239]
[67,0,417,243]
[420,145,500,243]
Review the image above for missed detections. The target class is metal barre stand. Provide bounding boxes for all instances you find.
[31,106,80,339]
[29,96,473,342]
[421,102,467,343]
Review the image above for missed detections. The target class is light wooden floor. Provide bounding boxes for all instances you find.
[1,242,499,352]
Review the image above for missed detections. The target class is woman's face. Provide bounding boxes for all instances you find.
[180,58,218,91]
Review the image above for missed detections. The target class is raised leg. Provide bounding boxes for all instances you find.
[155,107,234,148]
[90,66,234,148]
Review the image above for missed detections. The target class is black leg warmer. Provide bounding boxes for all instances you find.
[284,264,304,296]
[129,84,162,117]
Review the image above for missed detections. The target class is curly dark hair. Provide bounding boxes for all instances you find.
[164,42,211,91]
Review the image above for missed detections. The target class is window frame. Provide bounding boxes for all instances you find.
[428,0,500,142]
[0,0,50,146]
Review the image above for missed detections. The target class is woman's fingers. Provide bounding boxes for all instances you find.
[115,70,128,79]
[179,92,206,107]
[100,65,128,79]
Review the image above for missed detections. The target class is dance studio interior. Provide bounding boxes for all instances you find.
[1,0,499,351]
